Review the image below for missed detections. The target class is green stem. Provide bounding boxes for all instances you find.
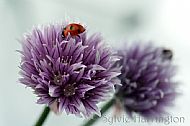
[34,106,50,126]
[81,99,115,126]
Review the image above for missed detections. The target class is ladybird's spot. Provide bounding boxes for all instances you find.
[70,25,74,30]
[78,29,81,33]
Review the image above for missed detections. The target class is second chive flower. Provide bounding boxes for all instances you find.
[115,42,178,118]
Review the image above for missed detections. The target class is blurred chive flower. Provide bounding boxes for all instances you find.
[18,23,121,118]
[115,42,178,118]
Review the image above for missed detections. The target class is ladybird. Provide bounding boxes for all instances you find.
[162,49,173,60]
[62,23,85,38]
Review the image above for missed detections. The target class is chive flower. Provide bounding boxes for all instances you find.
[18,23,120,118]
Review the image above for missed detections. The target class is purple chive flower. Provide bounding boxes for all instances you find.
[115,42,178,118]
[18,23,120,117]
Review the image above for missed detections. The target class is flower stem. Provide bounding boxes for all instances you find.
[81,99,115,126]
[34,106,50,126]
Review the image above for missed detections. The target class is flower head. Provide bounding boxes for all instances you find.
[19,23,120,117]
[115,42,178,118]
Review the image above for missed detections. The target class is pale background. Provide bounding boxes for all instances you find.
[0,0,190,126]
